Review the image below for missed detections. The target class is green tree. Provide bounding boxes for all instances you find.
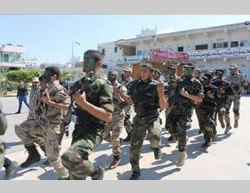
[6,69,41,83]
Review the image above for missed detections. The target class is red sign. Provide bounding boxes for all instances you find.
[150,49,189,61]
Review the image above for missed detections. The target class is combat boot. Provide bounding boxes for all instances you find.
[20,145,41,168]
[4,161,18,180]
[224,124,232,134]
[176,151,187,167]
[129,172,140,180]
[202,138,213,148]
[108,155,121,169]
[90,166,104,180]
[153,148,162,160]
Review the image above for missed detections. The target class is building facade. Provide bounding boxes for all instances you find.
[0,44,25,72]
[98,22,250,80]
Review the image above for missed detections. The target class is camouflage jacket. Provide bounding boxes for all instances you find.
[27,87,41,120]
[41,80,70,124]
[173,77,204,111]
[165,75,179,106]
[226,73,248,95]
[72,75,114,129]
[128,79,160,117]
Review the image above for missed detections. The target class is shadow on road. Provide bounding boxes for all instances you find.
[5,141,23,149]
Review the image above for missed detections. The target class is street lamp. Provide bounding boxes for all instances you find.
[72,41,81,68]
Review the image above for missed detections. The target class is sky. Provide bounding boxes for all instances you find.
[0,15,250,64]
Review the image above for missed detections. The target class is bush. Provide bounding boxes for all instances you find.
[6,69,41,83]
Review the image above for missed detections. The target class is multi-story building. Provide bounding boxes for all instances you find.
[98,21,250,80]
[0,44,26,72]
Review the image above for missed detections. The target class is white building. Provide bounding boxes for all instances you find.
[0,44,25,72]
[98,21,250,80]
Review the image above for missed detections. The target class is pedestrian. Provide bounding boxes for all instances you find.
[103,70,128,169]
[40,66,70,180]
[16,81,29,114]
[167,63,203,167]
[15,76,48,168]
[153,68,161,81]
[61,50,114,180]
[122,63,167,180]
[0,100,18,180]
[225,64,248,132]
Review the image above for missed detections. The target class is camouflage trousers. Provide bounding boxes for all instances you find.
[61,124,103,180]
[0,139,5,169]
[195,104,203,131]
[215,104,226,128]
[15,119,45,147]
[225,95,241,124]
[200,109,217,141]
[124,105,133,134]
[103,110,125,156]
[43,123,68,179]
[130,115,161,175]
[167,109,193,152]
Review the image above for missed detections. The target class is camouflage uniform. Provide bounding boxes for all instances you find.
[225,71,247,128]
[41,80,69,179]
[61,75,113,180]
[122,78,133,138]
[165,71,179,134]
[194,77,204,133]
[200,77,220,145]
[212,73,233,129]
[128,79,161,177]
[15,87,45,148]
[167,77,203,152]
[103,83,127,156]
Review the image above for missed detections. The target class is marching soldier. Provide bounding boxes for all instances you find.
[103,70,128,169]
[122,63,167,180]
[40,66,70,180]
[212,69,233,131]
[61,50,114,180]
[1,101,18,180]
[121,67,133,142]
[167,63,203,167]
[165,65,179,141]
[225,64,248,132]
[199,73,219,147]
[15,77,47,168]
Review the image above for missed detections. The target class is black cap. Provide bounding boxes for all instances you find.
[84,50,103,61]
[215,69,225,74]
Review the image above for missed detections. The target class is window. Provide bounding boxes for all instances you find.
[178,46,184,52]
[239,40,248,47]
[137,50,142,56]
[101,49,105,55]
[195,44,208,50]
[231,41,239,47]
[114,47,118,53]
[213,42,228,49]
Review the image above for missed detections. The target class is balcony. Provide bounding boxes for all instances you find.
[0,58,25,68]
[188,47,250,60]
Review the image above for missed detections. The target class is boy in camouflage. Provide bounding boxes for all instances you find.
[122,63,167,180]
